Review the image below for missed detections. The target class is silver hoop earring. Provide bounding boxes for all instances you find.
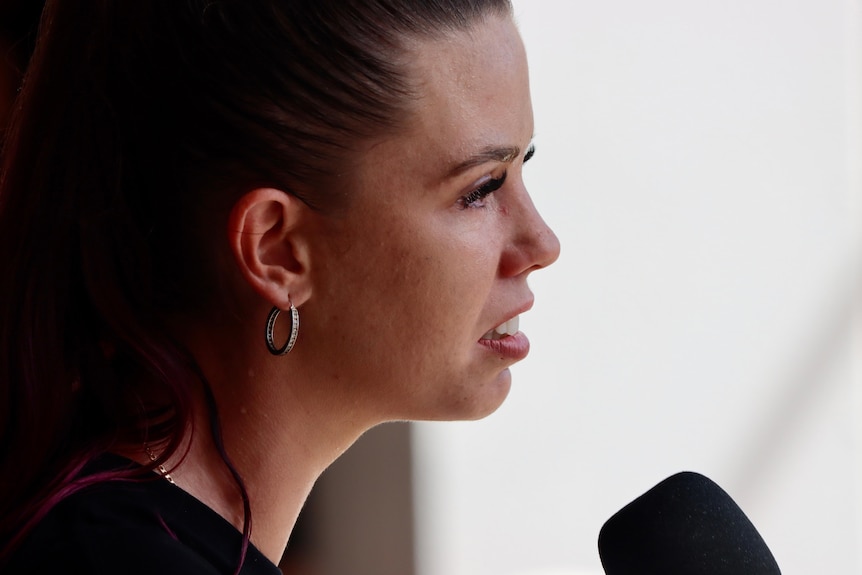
[265,302,300,356]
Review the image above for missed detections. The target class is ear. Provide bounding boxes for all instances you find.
[227,188,313,309]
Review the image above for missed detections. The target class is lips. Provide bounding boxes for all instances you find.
[480,315,520,341]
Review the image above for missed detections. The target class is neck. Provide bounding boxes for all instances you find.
[216,386,364,561]
[164,325,373,564]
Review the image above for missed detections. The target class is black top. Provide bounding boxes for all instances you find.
[7,455,281,575]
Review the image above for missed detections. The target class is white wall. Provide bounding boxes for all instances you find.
[414,1,862,574]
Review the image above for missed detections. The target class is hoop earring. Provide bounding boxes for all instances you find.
[265,302,300,356]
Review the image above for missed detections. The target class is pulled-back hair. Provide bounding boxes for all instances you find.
[0,0,512,567]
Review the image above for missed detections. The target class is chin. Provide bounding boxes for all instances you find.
[427,368,513,422]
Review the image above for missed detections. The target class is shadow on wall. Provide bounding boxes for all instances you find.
[280,422,416,575]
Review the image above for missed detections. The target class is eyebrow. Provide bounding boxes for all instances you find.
[447,145,522,178]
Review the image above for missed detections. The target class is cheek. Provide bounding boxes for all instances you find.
[309,227,438,347]
[316,223,493,357]
[302,216,510,420]
[310,199,505,342]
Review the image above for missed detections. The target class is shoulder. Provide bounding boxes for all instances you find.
[6,463,278,575]
[7,479,224,575]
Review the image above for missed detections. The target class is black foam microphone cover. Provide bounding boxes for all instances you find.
[598,472,781,575]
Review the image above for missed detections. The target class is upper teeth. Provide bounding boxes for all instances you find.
[482,316,519,340]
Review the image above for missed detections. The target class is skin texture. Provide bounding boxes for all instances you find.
[163,13,560,563]
[301,17,558,424]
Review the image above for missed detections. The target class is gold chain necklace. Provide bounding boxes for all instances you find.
[144,444,176,485]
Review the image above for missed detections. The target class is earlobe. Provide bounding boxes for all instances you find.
[227,188,312,309]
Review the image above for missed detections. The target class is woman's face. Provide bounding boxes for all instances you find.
[300,14,560,422]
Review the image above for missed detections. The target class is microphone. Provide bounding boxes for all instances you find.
[598,472,781,574]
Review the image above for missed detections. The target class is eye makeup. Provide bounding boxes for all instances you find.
[456,143,535,209]
[459,172,508,209]
[458,144,536,209]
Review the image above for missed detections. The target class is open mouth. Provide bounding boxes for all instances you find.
[480,315,519,341]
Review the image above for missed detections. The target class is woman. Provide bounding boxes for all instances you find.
[0,0,559,573]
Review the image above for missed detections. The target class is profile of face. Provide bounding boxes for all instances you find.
[295,14,560,423]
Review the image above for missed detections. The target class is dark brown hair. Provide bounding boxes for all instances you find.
[0,0,512,570]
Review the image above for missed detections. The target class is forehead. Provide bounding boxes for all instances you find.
[389,15,533,180]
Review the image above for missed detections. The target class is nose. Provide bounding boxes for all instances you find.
[499,187,561,278]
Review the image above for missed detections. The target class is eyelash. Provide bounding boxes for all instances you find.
[458,144,536,209]
[459,172,508,209]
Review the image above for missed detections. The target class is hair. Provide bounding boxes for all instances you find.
[0,0,512,570]
[0,1,46,133]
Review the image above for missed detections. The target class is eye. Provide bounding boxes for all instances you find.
[523,144,536,164]
[458,171,507,209]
